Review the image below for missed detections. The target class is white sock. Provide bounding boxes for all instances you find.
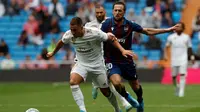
[107,91,121,112]
[179,75,186,97]
[110,83,130,107]
[92,82,98,89]
[70,85,86,111]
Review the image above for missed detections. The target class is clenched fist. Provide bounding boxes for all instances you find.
[46,52,54,58]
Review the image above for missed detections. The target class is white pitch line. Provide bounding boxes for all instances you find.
[51,82,200,90]
[0,104,200,108]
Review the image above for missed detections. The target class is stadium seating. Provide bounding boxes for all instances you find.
[172,11,182,23]
[0,0,189,64]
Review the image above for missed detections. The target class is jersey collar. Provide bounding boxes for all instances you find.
[111,17,127,26]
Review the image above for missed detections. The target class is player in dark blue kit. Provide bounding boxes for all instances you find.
[101,2,179,112]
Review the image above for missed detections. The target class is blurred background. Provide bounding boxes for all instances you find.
[0,0,200,112]
[0,0,199,70]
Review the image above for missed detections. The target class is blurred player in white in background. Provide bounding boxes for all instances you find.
[47,17,135,112]
[85,5,133,111]
[165,22,195,97]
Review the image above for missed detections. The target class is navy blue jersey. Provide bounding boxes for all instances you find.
[101,17,143,63]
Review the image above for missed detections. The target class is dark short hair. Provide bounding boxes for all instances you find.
[178,22,185,30]
[112,1,126,11]
[70,17,83,26]
[95,4,104,9]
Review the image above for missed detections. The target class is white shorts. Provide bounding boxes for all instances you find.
[171,65,187,77]
[71,63,109,88]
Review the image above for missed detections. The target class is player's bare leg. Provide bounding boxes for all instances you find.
[100,87,122,112]
[69,73,86,112]
[129,80,144,112]
[179,74,186,97]
[110,74,139,108]
[110,83,132,112]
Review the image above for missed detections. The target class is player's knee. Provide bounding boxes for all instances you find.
[69,79,79,85]
[111,80,121,87]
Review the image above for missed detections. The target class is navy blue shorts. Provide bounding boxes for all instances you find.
[106,62,138,80]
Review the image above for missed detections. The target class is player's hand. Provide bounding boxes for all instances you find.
[132,52,138,60]
[46,52,54,58]
[167,24,179,32]
[107,32,115,38]
[122,50,135,58]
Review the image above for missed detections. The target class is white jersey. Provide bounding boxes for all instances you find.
[62,27,108,67]
[166,33,192,66]
[85,17,110,29]
[85,19,102,29]
[85,19,104,56]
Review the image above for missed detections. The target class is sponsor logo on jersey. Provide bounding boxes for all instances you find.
[117,39,126,43]
[111,27,114,31]
[124,26,129,32]
[77,48,94,53]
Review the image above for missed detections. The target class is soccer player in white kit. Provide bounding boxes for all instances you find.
[165,22,195,97]
[46,17,135,112]
[85,5,133,112]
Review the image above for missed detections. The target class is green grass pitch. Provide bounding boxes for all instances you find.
[0,82,200,112]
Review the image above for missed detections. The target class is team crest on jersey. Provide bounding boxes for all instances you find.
[71,37,76,43]
[86,29,92,34]
[124,26,129,32]
[111,27,114,31]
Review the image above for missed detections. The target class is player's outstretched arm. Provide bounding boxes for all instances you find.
[107,32,134,58]
[46,40,64,58]
[141,24,179,35]
[164,46,170,60]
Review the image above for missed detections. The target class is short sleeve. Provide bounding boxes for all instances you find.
[131,21,143,32]
[98,30,108,41]
[187,35,192,48]
[166,35,172,46]
[85,22,91,27]
[85,22,89,27]
[61,30,72,44]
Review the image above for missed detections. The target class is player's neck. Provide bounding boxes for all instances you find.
[176,32,182,36]
[74,29,85,38]
[114,19,124,25]
[97,19,104,23]
[81,28,85,37]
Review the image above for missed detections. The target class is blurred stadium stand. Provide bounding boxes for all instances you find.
[0,0,199,69]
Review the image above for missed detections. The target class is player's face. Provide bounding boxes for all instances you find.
[95,7,106,23]
[70,24,83,37]
[113,4,125,21]
[175,23,183,33]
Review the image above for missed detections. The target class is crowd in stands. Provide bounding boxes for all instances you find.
[0,0,200,70]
